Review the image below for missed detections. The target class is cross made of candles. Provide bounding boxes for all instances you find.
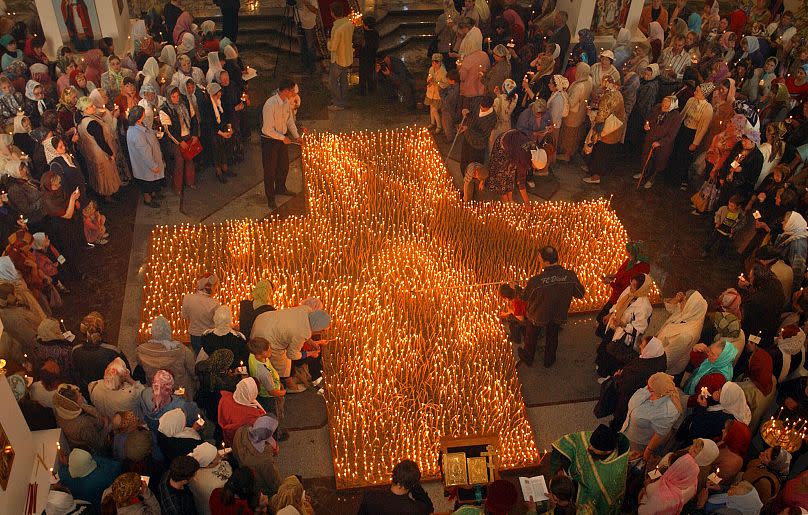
[140,127,642,487]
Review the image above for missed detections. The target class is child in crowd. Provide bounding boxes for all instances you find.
[702,194,744,257]
[440,69,461,144]
[425,53,448,133]
[31,232,69,294]
[498,282,527,344]
[82,200,108,245]
[247,337,288,441]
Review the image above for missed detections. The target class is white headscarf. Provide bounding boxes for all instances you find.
[188,442,218,467]
[205,52,223,85]
[0,256,20,282]
[150,316,179,350]
[158,408,201,440]
[103,357,129,390]
[159,45,177,69]
[204,305,244,338]
[178,33,196,55]
[233,377,264,410]
[781,212,808,245]
[24,80,45,114]
[4,159,23,178]
[42,137,61,165]
[708,382,752,425]
[640,336,665,359]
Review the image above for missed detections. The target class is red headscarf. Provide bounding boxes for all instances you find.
[721,420,751,456]
[747,349,774,395]
[69,69,83,89]
[729,9,747,35]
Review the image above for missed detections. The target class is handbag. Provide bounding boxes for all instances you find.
[593,376,618,418]
[601,114,623,137]
[179,136,203,161]
[691,179,720,213]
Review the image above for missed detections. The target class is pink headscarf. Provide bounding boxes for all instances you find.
[173,11,196,48]
[81,49,104,87]
[719,288,742,319]
[151,370,175,412]
[648,454,700,514]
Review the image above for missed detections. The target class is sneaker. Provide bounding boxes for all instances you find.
[632,173,642,179]
[285,383,306,394]
[644,180,653,189]
[312,377,323,387]
[527,180,536,188]
[582,176,601,184]
[680,182,688,191]
[327,104,345,111]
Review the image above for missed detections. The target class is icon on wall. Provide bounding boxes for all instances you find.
[592,0,628,35]
[0,423,14,490]
[54,0,102,51]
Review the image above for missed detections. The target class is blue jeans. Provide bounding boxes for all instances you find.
[329,62,349,107]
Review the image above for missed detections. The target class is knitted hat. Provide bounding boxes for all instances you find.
[590,424,617,452]
[68,449,97,478]
[308,310,332,332]
[484,479,519,514]
[699,82,716,97]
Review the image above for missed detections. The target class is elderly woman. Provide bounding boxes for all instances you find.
[88,357,145,421]
[597,241,651,337]
[174,54,206,87]
[557,62,592,161]
[156,407,204,463]
[589,50,620,102]
[715,127,763,206]
[198,82,234,183]
[270,476,314,515]
[621,372,683,462]
[239,279,276,339]
[52,383,109,454]
[582,75,625,184]
[0,76,23,122]
[32,318,73,379]
[773,211,808,293]
[101,471,161,514]
[204,51,224,87]
[609,336,668,430]
[656,290,708,376]
[90,88,131,185]
[713,420,753,483]
[196,348,240,425]
[637,96,683,189]
[56,86,79,141]
[683,339,739,395]
[743,446,791,505]
[626,65,659,148]
[136,316,197,399]
[100,55,131,102]
[486,128,532,205]
[39,170,85,276]
[76,96,121,200]
[680,382,752,441]
[596,274,654,378]
[138,369,203,434]
[126,105,165,208]
[232,416,282,495]
[638,444,700,514]
[158,85,197,194]
[251,305,331,392]
[546,74,568,143]
[201,305,248,365]
[218,377,266,446]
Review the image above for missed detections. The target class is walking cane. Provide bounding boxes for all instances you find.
[446,112,468,163]
[635,145,656,190]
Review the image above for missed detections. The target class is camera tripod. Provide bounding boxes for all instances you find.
[272,1,302,77]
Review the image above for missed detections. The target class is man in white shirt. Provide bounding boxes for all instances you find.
[297,0,320,74]
[327,3,354,110]
[261,79,300,209]
[658,35,690,81]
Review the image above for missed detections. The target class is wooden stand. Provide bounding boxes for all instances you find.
[438,435,501,511]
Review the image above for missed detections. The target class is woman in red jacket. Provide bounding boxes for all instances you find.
[596,241,651,338]
[218,377,265,446]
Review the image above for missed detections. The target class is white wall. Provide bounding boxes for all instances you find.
[33,0,63,59]
[33,0,131,59]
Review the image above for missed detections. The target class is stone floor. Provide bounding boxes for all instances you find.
[48,41,744,512]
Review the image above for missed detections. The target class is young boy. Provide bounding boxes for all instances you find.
[702,194,744,257]
[247,337,288,440]
[31,232,69,293]
[498,282,527,344]
[440,69,461,144]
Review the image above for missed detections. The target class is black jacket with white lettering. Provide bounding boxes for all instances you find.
[521,264,586,325]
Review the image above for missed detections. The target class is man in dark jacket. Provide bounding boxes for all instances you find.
[357,459,433,515]
[459,95,497,178]
[520,245,585,367]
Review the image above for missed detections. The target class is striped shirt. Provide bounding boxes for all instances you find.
[658,47,691,80]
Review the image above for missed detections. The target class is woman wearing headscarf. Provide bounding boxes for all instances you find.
[701,113,745,200]
[740,35,765,68]
[22,34,48,67]
[39,170,86,277]
[656,290,708,375]
[637,95,683,189]
[198,82,234,182]
[488,78,518,152]
[486,128,532,204]
[546,74,569,144]
[270,475,314,515]
[201,305,248,365]
[173,11,196,50]
[136,316,197,399]
[568,29,597,71]
[32,318,73,378]
[205,51,224,87]
[70,69,96,98]
[0,34,22,71]
[114,77,141,126]
[5,160,49,234]
[90,88,131,185]
[771,325,806,384]
[0,76,23,123]
[596,242,651,335]
[647,21,665,62]
[743,446,791,505]
[126,105,165,208]
[76,96,121,200]
[699,78,736,162]
[52,383,109,454]
[596,274,654,378]
[88,357,145,421]
[179,77,201,138]
[0,278,43,361]
[612,28,633,70]
[58,448,121,507]
[681,381,752,441]
[713,419,752,482]
[12,113,35,158]
[626,64,661,149]
[233,415,282,495]
[156,406,203,462]
[608,336,667,429]
[158,85,197,194]
[638,446,700,514]
[177,32,198,60]
[557,62,592,161]
[138,369,202,434]
[218,377,266,446]
[56,86,79,142]
[196,347,239,425]
[737,264,786,355]
[582,75,625,184]
[620,66,641,125]
[100,55,132,103]
[101,471,161,514]
[158,44,177,78]
[174,53,206,87]
[239,279,276,339]
[774,211,808,293]
[737,347,775,431]
[621,372,683,461]
[683,339,739,394]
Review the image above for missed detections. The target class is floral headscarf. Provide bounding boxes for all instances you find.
[150,369,174,412]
